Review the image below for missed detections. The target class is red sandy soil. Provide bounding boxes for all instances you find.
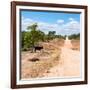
[21,39,80,78]
[43,39,80,77]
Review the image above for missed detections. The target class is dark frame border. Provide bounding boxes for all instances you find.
[11,1,88,89]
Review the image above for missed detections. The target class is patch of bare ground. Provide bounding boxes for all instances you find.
[43,39,80,77]
[71,39,80,51]
[21,51,60,79]
[21,39,80,79]
[21,39,64,79]
[50,38,65,47]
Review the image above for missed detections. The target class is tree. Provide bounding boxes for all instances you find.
[27,23,38,31]
[54,34,65,39]
[37,30,45,42]
[21,23,45,51]
[69,33,80,40]
[23,32,31,49]
[21,31,26,48]
[27,23,45,47]
[47,31,56,40]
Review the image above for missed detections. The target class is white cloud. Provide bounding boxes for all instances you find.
[57,19,64,24]
[62,19,80,35]
[21,16,36,31]
[69,17,74,21]
[21,16,80,35]
[37,22,59,34]
[64,20,80,30]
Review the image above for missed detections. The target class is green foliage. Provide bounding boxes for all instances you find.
[47,31,56,40]
[21,31,26,48]
[69,33,80,40]
[21,23,68,51]
[24,32,31,48]
[29,29,45,47]
[55,35,65,39]
[21,23,45,51]
[27,23,38,31]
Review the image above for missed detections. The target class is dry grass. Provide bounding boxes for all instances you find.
[71,40,80,51]
[21,50,60,79]
[50,38,65,47]
[21,42,61,79]
[21,39,65,79]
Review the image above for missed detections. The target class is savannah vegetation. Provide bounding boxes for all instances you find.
[21,23,80,78]
[21,23,80,51]
[21,23,65,52]
[68,33,80,40]
[68,33,80,50]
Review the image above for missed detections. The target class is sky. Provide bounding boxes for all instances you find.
[21,10,80,35]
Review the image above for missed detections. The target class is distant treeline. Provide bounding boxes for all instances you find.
[21,23,80,51]
[68,33,80,40]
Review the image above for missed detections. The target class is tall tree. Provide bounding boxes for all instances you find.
[22,23,45,52]
[27,23,38,31]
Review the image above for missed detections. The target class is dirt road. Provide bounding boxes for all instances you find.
[43,39,80,77]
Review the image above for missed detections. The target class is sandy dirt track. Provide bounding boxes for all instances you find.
[43,39,80,77]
